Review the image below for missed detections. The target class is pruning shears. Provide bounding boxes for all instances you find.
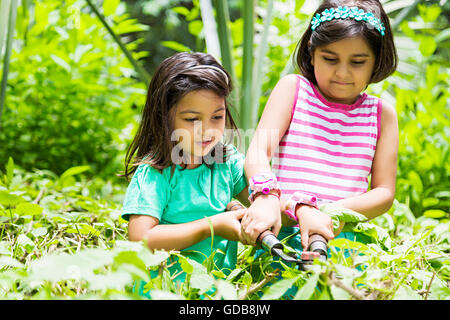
[226,201,328,271]
[257,230,328,271]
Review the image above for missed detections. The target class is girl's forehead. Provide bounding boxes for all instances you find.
[319,36,373,55]
[175,90,225,113]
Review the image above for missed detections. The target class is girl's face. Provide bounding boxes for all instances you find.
[311,36,376,105]
[172,89,226,169]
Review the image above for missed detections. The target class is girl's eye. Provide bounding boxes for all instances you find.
[184,118,199,122]
[352,61,366,65]
[213,116,224,120]
[323,57,337,63]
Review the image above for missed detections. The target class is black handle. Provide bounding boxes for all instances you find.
[307,234,328,262]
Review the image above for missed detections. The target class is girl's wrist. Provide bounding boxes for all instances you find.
[296,204,317,220]
[252,191,280,203]
[208,212,228,238]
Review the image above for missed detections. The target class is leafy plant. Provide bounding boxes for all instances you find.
[0,0,147,177]
[0,159,448,300]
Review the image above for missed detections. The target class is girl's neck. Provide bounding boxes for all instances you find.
[182,155,203,169]
[314,84,361,105]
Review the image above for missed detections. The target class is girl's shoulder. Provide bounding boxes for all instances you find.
[131,162,171,186]
[379,98,398,125]
[277,74,313,98]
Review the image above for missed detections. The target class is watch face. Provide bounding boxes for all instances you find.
[252,173,272,183]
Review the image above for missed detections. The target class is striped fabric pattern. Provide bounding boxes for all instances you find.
[272,75,382,203]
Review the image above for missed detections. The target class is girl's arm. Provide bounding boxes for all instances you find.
[128,209,246,251]
[334,100,399,220]
[241,75,298,245]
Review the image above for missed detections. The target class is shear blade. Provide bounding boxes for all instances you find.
[271,247,301,264]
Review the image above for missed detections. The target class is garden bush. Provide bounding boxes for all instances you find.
[0,0,146,177]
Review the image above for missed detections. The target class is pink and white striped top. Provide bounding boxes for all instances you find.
[272,75,382,203]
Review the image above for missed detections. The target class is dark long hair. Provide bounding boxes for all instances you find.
[295,0,398,84]
[124,52,237,180]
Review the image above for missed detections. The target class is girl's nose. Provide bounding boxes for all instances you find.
[335,63,350,79]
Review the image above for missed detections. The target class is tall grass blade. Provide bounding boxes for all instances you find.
[251,0,274,126]
[214,0,235,82]
[199,0,220,59]
[0,0,17,128]
[85,0,150,86]
[0,0,12,59]
[391,0,421,30]
[214,0,239,126]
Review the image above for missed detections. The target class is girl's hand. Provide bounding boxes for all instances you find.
[240,195,281,246]
[212,209,246,242]
[296,205,334,249]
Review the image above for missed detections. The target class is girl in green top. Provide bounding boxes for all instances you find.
[122,52,250,295]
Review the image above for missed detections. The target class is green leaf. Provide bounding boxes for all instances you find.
[16,234,35,252]
[0,256,24,268]
[418,4,441,23]
[178,255,194,274]
[423,209,447,219]
[393,285,422,300]
[419,36,436,57]
[31,227,48,238]
[188,20,203,37]
[103,0,120,16]
[60,165,91,180]
[241,270,252,287]
[15,202,43,216]
[294,272,319,300]
[0,190,26,207]
[138,249,169,267]
[172,6,190,17]
[261,275,300,300]
[50,54,71,72]
[190,273,214,294]
[6,157,14,187]
[328,238,370,253]
[354,222,392,250]
[161,41,192,52]
[216,279,237,299]
[319,203,367,232]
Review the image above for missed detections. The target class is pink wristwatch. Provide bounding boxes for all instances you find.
[283,191,319,222]
[248,172,281,203]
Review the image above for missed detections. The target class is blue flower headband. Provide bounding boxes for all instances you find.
[311,6,386,36]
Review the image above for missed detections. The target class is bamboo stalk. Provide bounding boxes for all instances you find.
[85,0,150,86]
[240,0,255,131]
[0,0,17,129]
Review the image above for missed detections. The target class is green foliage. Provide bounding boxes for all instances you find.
[371,4,450,218]
[0,0,146,176]
[0,161,448,300]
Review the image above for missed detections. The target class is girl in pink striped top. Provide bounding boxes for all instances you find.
[241,0,399,251]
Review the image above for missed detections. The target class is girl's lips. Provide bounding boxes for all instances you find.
[332,81,353,85]
[201,141,212,147]
[196,139,214,147]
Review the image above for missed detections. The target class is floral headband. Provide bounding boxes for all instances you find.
[185,65,229,86]
[311,6,386,36]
